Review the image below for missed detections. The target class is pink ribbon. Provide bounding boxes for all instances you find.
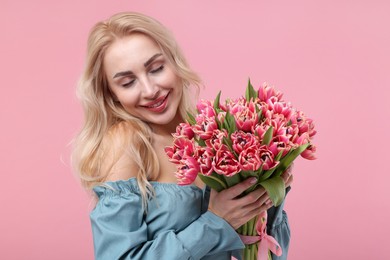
[239,211,282,259]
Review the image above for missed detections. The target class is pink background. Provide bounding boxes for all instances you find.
[1,0,389,259]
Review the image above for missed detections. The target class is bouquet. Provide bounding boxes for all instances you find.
[165,80,316,260]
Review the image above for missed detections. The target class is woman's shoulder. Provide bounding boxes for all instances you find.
[100,121,140,182]
[92,177,203,203]
[93,177,140,197]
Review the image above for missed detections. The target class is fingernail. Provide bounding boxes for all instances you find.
[249,177,257,184]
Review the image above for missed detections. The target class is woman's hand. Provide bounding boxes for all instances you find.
[281,164,294,188]
[208,164,294,229]
[208,177,272,229]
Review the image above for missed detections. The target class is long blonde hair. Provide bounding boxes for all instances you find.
[72,12,201,207]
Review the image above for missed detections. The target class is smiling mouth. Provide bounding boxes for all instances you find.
[143,91,170,109]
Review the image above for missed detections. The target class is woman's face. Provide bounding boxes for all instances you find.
[104,33,183,131]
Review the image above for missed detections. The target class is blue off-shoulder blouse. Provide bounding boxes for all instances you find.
[90,178,291,260]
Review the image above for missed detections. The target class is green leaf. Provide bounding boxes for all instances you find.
[196,138,206,147]
[213,91,222,111]
[222,136,234,153]
[215,115,222,129]
[245,78,258,101]
[198,173,227,192]
[222,110,235,134]
[257,109,263,122]
[237,171,263,194]
[274,143,310,176]
[275,150,283,162]
[239,170,259,178]
[222,111,230,130]
[259,175,286,207]
[258,167,276,182]
[186,111,196,125]
[221,173,242,188]
[261,126,273,145]
[225,110,237,134]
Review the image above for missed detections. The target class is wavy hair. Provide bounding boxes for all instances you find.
[72,12,201,208]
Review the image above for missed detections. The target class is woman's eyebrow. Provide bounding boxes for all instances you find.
[144,53,163,67]
[113,53,163,79]
[113,70,134,79]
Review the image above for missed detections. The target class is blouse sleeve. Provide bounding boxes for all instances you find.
[90,186,244,260]
[267,187,291,260]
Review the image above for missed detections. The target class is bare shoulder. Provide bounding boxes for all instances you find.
[101,121,139,182]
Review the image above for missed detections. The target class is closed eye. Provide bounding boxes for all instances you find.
[122,79,135,87]
[150,65,164,74]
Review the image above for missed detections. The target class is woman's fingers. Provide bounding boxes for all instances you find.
[281,164,294,188]
[230,194,272,229]
[236,185,267,205]
[221,177,258,199]
[285,174,293,187]
[246,201,272,219]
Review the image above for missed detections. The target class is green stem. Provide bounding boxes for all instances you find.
[236,226,242,234]
[251,216,258,235]
[254,245,258,259]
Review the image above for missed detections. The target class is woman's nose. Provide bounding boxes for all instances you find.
[140,76,159,99]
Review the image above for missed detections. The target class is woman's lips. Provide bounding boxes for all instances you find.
[142,91,170,112]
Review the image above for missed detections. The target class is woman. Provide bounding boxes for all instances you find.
[72,12,292,260]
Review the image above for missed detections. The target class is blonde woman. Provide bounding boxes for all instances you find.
[73,12,292,260]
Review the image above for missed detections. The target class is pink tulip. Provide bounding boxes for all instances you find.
[267,100,293,122]
[254,123,269,140]
[164,146,178,163]
[230,98,258,132]
[261,107,272,121]
[291,110,317,138]
[217,111,226,125]
[193,114,218,140]
[219,102,228,112]
[239,145,262,171]
[205,129,228,150]
[212,145,241,176]
[286,124,299,145]
[268,116,288,137]
[173,122,195,139]
[196,146,214,176]
[164,138,194,164]
[259,145,279,170]
[301,144,317,160]
[197,99,216,118]
[257,83,283,102]
[268,135,291,157]
[291,132,309,147]
[175,157,200,185]
[231,130,260,154]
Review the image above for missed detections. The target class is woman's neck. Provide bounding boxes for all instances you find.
[149,112,183,137]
